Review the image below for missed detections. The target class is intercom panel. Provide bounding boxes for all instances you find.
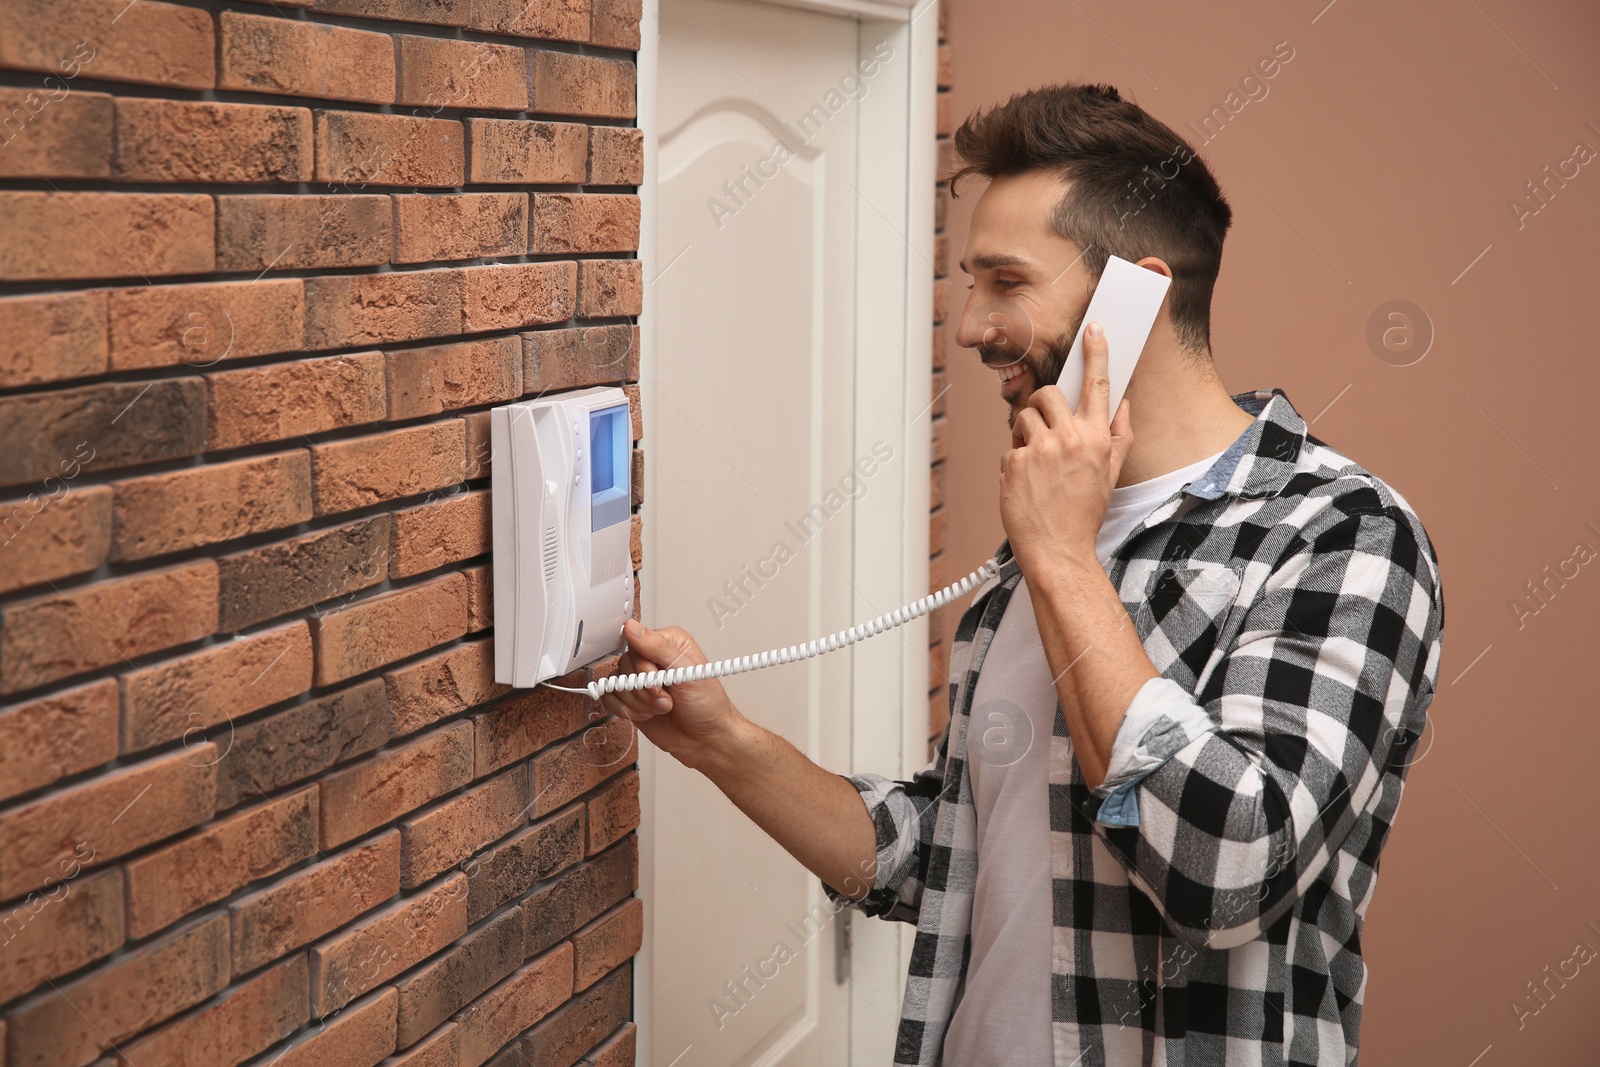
[491,387,633,687]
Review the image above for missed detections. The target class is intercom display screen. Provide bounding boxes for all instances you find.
[589,404,629,531]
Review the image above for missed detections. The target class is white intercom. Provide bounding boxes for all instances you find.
[491,386,633,687]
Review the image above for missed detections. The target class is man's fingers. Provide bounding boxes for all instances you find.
[1011,406,1045,448]
[1027,379,1071,428]
[1080,320,1110,426]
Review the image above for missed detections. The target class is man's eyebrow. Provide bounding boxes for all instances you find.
[959,253,1034,273]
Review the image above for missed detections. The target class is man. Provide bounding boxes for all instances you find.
[603,82,1444,1065]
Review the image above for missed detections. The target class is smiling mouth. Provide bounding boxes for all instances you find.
[997,361,1031,399]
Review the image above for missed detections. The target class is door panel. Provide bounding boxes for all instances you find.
[651,1,860,1064]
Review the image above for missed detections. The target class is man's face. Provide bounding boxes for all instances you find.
[955,171,1096,429]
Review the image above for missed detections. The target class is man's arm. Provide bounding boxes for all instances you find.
[1038,505,1443,948]
[598,620,892,905]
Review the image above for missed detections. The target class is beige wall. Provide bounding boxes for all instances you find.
[938,1,1600,1061]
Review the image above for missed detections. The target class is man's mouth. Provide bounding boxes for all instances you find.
[998,361,1031,401]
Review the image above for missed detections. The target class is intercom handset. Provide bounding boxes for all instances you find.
[543,258,1170,702]
[492,386,633,687]
[1054,254,1171,421]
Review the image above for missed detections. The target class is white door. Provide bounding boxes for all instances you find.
[641,0,938,1063]
[648,1,860,1064]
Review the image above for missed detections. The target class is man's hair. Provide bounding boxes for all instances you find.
[951,83,1232,356]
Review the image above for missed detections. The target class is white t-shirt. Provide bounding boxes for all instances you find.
[940,447,1226,1065]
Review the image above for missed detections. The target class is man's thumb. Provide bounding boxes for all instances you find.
[624,618,677,663]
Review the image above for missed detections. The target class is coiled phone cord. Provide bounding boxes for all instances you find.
[542,556,1005,702]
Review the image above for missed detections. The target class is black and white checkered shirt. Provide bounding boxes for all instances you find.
[826,388,1445,1066]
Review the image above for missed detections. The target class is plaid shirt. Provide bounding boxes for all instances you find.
[826,388,1445,1066]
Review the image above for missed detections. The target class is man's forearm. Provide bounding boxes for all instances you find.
[1031,553,1160,789]
[694,714,880,901]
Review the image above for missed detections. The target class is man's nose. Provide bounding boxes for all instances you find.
[953,287,984,350]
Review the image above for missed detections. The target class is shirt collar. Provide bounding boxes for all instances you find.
[1184,388,1309,501]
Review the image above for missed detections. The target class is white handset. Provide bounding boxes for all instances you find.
[1054,254,1171,422]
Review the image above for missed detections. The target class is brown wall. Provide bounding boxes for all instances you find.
[939,1,1600,1061]
[0,1,643,1064]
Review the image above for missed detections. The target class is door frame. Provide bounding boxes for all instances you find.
[636,0,939,1062]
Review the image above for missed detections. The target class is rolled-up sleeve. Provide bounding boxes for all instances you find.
[822,757,945,924]
[1089,675,1219,827]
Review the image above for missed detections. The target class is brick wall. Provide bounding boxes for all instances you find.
[0,1,644,1065]
[929,1,952,755]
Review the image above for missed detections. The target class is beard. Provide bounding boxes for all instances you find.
[981,323,1079,431]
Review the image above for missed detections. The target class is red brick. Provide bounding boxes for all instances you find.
[0,560,217,695]
[122,621,314,753]
[572,898,641,991]
[220,11,395,104]
[0,679,117,802]
[523,324,633,392]
[125,787,317,939]
[629,513,640,571]
[108,278,305,371]
[531,722,637,819]
[218,517,391,634]
[584,769,638,855]
[315,110,464,188]
[590,0,641,49]
[522,838,636,958]
[231,831,400,974]
[580,1021,637,1067]
[113,98,312,183]
[394,905,522,1047]
[464,806,584,925]
[268,987,397,1067]
[576,260,642,318]
[587,127,642,185]
[0,485,113,596]
[110,452,313,562]
[385,636,506,738]
[387,337,521,420]
[4,914,229,1067]
[481,0,589,41]
[461,261,576,333]
[453,944,573,1067]
[310,421,466,516]
[310,871,468,1014]
[521,966,631,1067]
[0,290,108,387]
[318,719,473,847]
[209,351,388,451]
[0,868,123,1005]
[0,87,112,178]
[465,563,494,632]
[120,953,309,1067]
[0,744,217,898]
[398,36,528,111]
[400,766,527,889]
[531,194,639,254]
[471,687,591,777]
[304,269,464,350]
[464,411,493,479]
[387,489,491,581]
[0,192,212,281]
[528,53,635,119]
[215,678,389,811]
[310,0,473,29]
[466,118,587,184]
[0,0,214,90]
[393,193,528,264]
[216,194,392,273]
[386,1020,459,1067]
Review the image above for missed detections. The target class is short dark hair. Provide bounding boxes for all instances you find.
[951,83,1232,355]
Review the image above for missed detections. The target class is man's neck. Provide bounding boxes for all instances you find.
[1113,342,1255,490]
